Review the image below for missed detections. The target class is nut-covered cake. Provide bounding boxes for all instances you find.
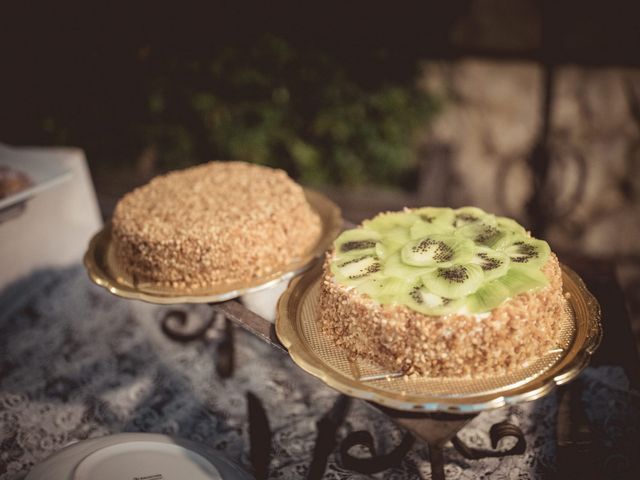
[318,207,565,377]
[112,161,321,289]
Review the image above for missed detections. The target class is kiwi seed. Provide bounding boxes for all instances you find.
[338,255,382,277]
[340,240,377,253]
[410,286,423,303]
[437,265,470,283]
[411,239,454,263]
[453,213,479,227]
[512,241,538,263]
[338,255,368,267]
[420,214,435,223]
[477,252,502,271]
[348,262,381,279]
[474,225,500,244]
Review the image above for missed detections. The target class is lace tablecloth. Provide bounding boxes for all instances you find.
[1,266,638,479]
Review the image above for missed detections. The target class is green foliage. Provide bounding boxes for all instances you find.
[144,35,439,187]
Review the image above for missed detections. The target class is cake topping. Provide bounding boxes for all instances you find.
[401,234,473,267]
[330,206,551,314]
[341,240,377,253]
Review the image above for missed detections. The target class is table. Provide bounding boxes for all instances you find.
[0,144,102,291]
[0,259,638,479]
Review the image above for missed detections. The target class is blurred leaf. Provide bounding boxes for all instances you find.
[140,35,440,186]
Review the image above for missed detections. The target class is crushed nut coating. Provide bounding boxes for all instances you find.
[112,161,321,289]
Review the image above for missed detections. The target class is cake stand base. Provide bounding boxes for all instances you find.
[367,404,526,480]
[376,406,477,480]
[162,300,529,479]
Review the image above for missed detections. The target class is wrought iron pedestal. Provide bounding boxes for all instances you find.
[160,299,530,479]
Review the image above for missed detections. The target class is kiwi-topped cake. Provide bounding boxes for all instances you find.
[112,161,321,289]
[318,206,565,377]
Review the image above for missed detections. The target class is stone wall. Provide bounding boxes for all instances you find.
[421,60,640,249]
[418,58,640,346]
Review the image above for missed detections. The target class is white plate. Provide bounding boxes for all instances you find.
[26,433,252,480]
[0,146,72,211]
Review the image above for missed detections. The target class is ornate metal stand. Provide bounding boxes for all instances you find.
[367,404,526,480]
[361,406,477,480]
[162,298,528,479]
[160,308,218,342]
[160,300,285,380]
[85,244,601,478]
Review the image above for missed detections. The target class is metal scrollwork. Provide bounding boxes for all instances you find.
[452,421,526,459]
[160,309,217,342]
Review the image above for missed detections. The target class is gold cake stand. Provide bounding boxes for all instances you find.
[276,261,602,479]
[83,189,343,304]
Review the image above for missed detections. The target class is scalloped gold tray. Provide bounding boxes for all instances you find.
[276,261,602,413]
[84,189,342,304]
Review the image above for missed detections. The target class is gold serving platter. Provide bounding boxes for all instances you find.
[84,189,343,304]
[276,261,602,413]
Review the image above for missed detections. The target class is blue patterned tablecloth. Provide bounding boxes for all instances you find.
[0,266,638,479]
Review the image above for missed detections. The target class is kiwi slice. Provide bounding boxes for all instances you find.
[356,276,411,304]
[374,242,390,260]
[401,234,474,267]
[499,265,549,295]
[421,263,484,298]
[333,228,380,258]
[409,207,455,239]
[452,206,488,228]
[379,226,411,254]
[457,218,503,246]
[363,210,420,231]
[404,282,464,315]
[496,216,527,235]
[493,234,551,267]
[382,252,426,281]
[466,281,511,313]
[459,215,528,247]
[467,265,549,313]
[331,255,381,282]
[410,220,442,240]
[470,246,510,281]
[414,207,454,224]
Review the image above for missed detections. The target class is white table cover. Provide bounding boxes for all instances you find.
[0,144,102,291]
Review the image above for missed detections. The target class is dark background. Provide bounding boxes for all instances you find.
[3,1,640,178]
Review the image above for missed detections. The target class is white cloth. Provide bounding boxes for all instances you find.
[0,144,102,291]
